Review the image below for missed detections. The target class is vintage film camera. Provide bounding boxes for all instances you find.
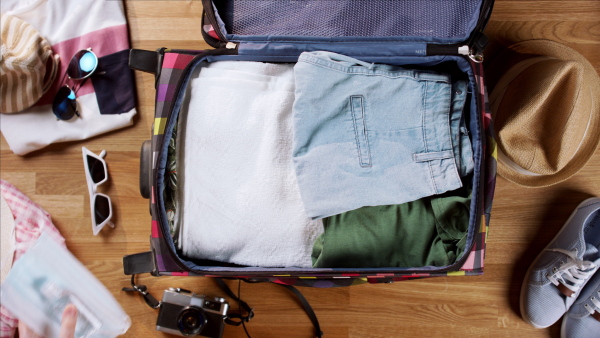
[156,288,229,337]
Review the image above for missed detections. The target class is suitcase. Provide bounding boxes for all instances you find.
[124,0,497,288]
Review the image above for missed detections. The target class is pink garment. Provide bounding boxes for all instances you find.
[0,180,64,338]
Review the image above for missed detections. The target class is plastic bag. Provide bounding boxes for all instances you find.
[0,232,130,337]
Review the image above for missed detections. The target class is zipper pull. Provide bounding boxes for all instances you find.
[225,42,237,50]
[458,45,483,63]
[468,32,488,63]
[468,49,484,63]
[458,45,470,56]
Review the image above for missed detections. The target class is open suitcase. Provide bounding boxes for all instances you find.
[124,0,497,288]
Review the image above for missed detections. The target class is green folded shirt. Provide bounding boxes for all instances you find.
[311,187,471,268]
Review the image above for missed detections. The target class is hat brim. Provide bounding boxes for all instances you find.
[486,39,600,187]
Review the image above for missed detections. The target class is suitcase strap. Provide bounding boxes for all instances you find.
[122,251,156,275]
[128,48,161,75]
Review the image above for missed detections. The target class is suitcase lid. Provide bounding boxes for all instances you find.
[202,0,494,60]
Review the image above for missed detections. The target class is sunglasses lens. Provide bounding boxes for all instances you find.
[94,195,111,225]
[86,155,106,184]
[67,50,98,79]
[52,86,77,120]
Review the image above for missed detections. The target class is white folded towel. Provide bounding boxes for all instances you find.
[179,61,323,268]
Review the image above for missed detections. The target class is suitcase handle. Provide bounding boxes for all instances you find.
[139,140,152,199]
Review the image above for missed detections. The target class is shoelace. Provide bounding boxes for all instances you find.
[545,248,598,296]
[583,291,600,316]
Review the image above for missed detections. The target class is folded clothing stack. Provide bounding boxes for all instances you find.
[175,52,475,269]
[312,185,472,268]
[178,61,324,268]
[293,51,474,220]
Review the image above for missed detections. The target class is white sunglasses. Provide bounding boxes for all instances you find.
[82,147,114,235]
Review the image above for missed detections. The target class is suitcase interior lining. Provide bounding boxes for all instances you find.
[158,54,483,274]
[212,0,483,43]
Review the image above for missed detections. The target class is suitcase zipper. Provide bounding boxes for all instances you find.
[465,0,494,60]
[201,0,229,47]
[203,0,494,59]
[463,43,485,63]
[426,42,483,63]
[426,0,493,62]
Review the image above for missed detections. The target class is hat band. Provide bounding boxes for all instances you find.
[497,147,541,177]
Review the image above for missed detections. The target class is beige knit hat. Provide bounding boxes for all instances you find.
[486,40,600,187]
[1,13,59,113]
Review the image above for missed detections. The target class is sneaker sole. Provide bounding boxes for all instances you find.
[560,314,568,338]
[520,197,600,329]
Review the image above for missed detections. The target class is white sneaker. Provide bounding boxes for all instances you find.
[561,267,600,337]
[520,197,600,328]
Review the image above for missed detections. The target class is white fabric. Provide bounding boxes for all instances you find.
[1,95,134,154]
[179,61,323,268]
[1,0,125,47]
[0,0,136,155]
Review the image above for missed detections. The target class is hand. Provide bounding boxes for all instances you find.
[18,304,78,338]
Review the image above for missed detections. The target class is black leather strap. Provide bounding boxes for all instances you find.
[215,278,323,338]
[214,278,255,326]
[121,274,322,338]
[128,49,160,74]
[123,251,155,275]
[276,284,323,338]
[122,274,161,309]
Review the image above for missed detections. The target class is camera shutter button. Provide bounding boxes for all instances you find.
[214,297,226,303]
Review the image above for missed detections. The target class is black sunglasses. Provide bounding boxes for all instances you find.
[52,48,98,121]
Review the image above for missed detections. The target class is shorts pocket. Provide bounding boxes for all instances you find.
[458,123,474,176]
[350,95,372,168]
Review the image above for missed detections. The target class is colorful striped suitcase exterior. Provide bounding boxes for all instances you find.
[125,0,497,288]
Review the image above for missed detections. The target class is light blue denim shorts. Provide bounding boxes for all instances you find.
[293,51,474,219]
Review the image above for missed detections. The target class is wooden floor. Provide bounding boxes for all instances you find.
[2,1,600,337]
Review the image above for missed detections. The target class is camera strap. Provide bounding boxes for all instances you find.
[122,274,322,338]
[122,274,161,308]
[213,278,255,326]
[215,278,322,338]
[274,283,323,338]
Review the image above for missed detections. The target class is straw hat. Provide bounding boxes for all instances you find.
[486,40,600,187]
[0,13,58,113]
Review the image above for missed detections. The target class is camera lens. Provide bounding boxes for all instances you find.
[177,306,207,336]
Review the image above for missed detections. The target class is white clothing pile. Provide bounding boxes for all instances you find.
[178,61,323,268]
[0,0,136,155]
